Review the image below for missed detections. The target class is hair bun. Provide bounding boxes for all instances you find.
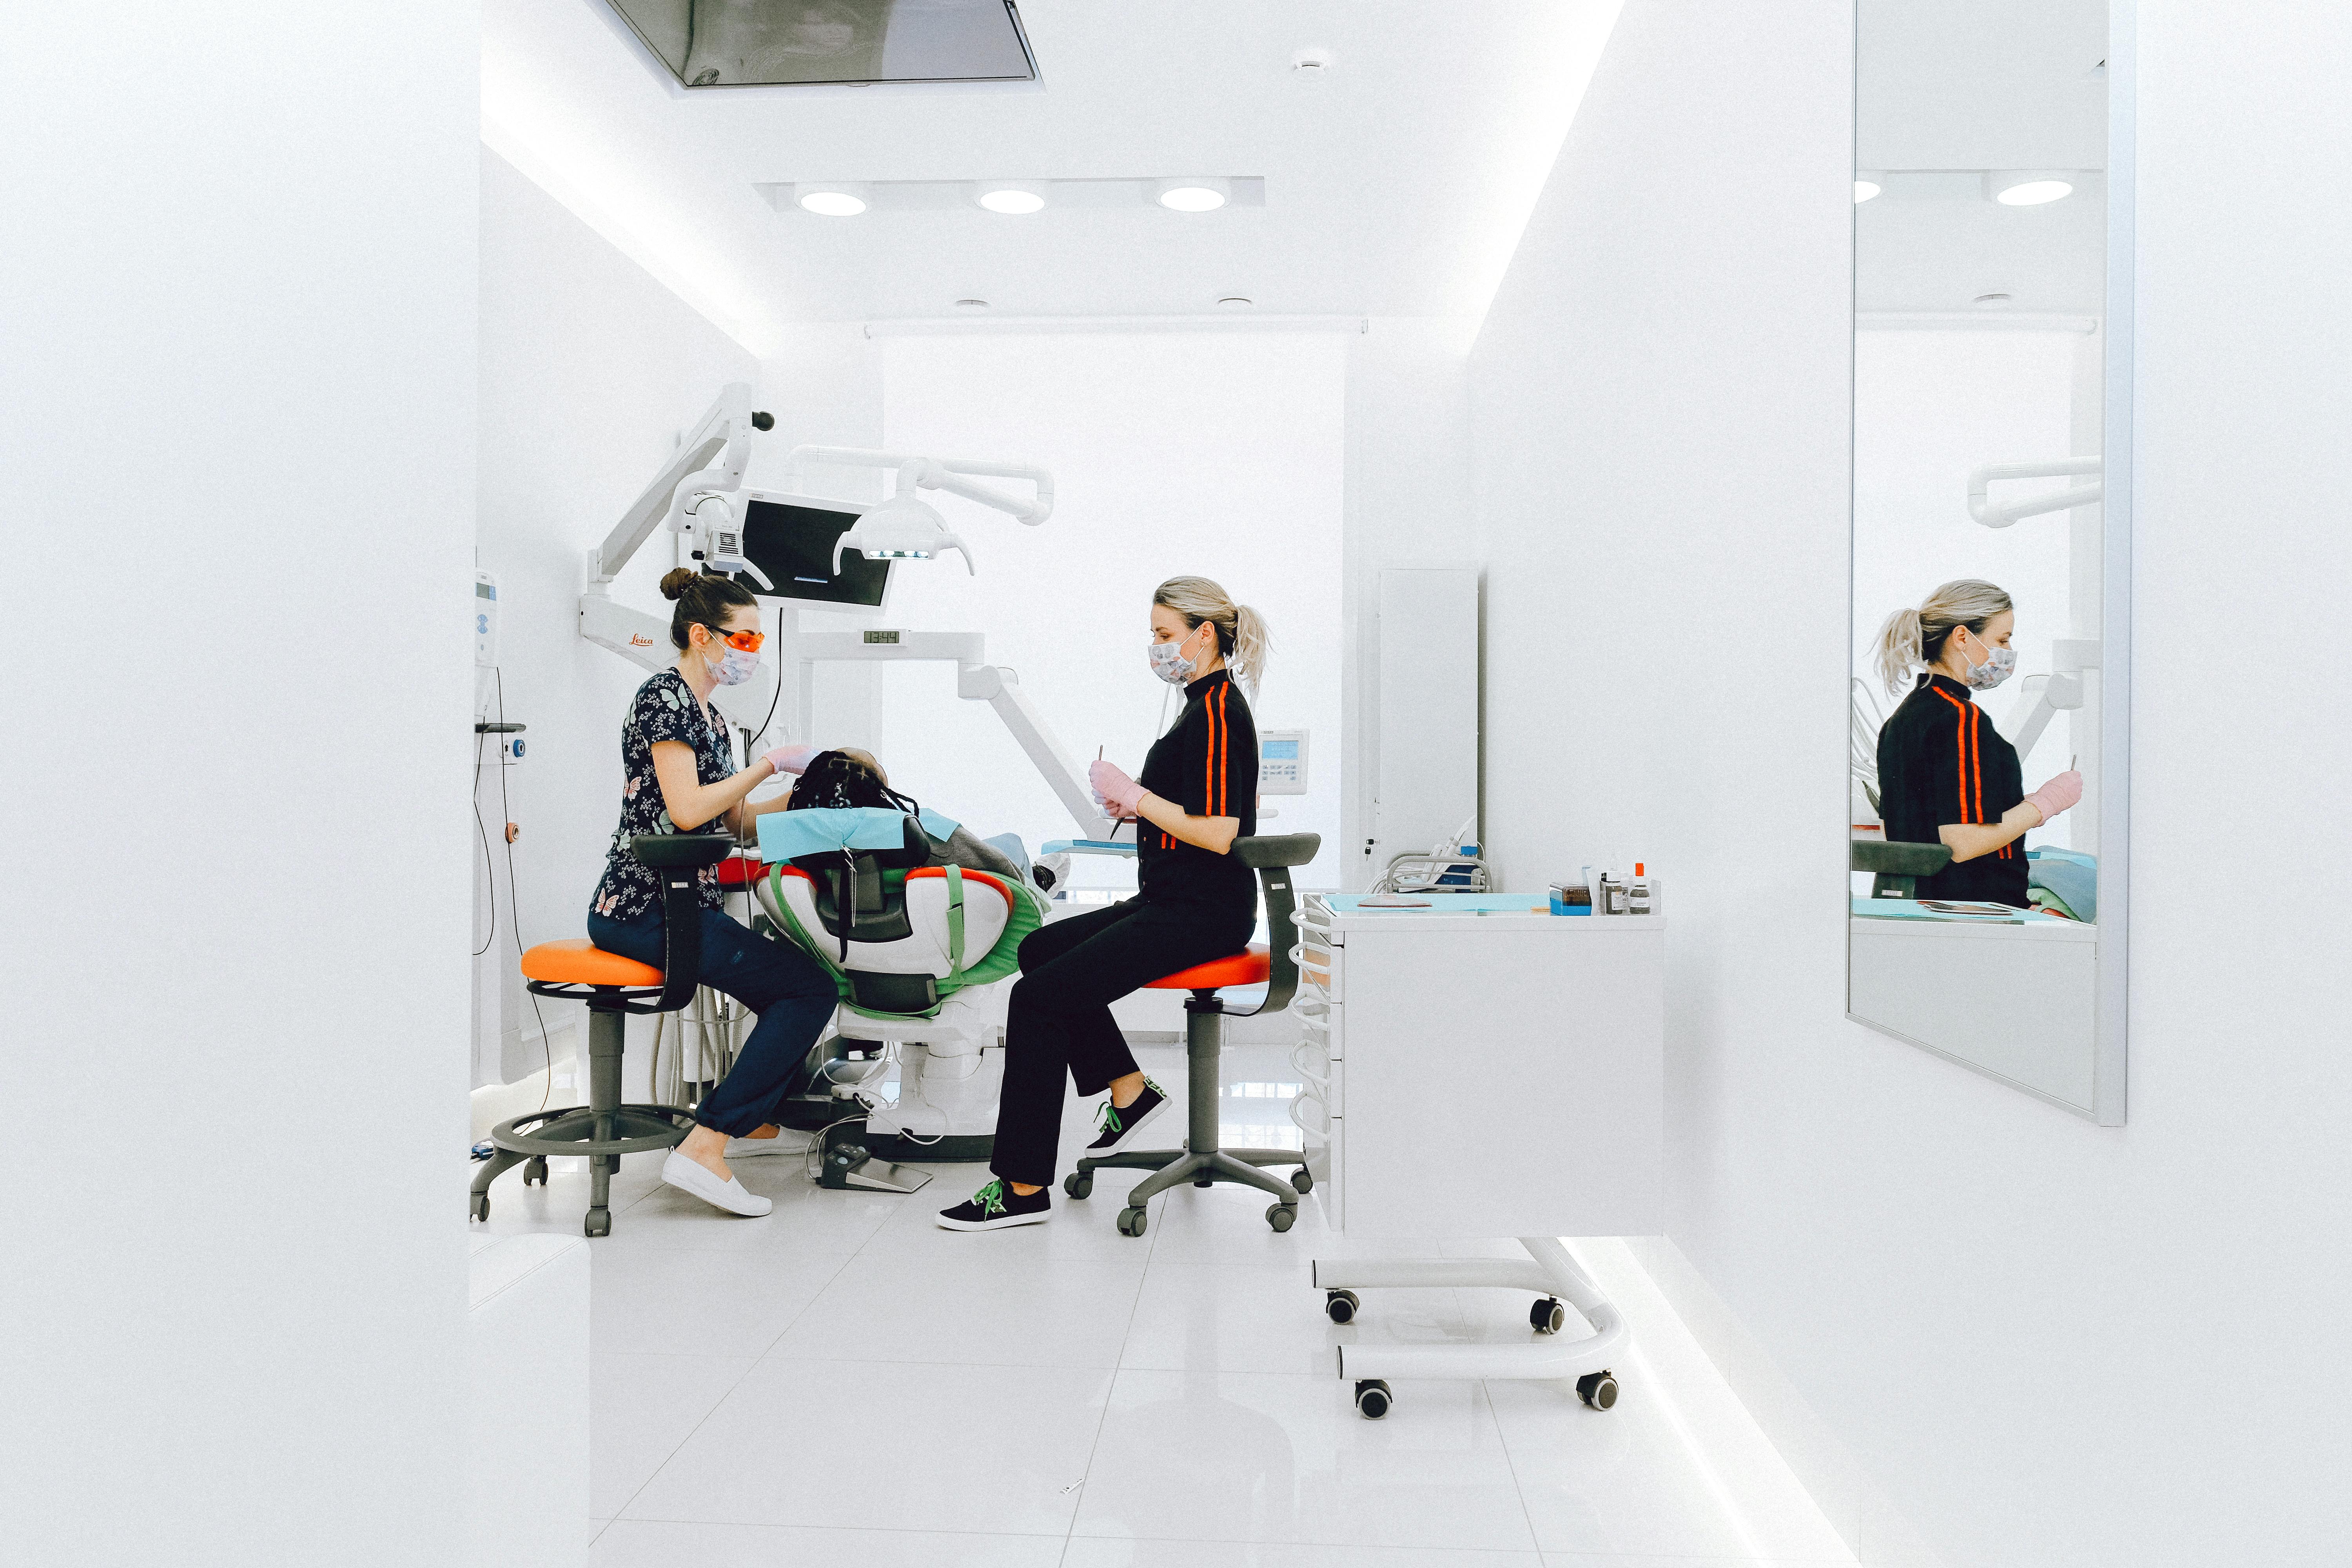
[659,566,701,601]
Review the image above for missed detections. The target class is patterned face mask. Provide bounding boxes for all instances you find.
[1147,625,1209,686]
[708,646,760,687]
[1959,635,2017,692]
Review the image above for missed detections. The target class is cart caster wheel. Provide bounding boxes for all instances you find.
[1290,1168,1314,1194]
[1064,1172,1093,1200]
[1531,1297,1566,1334]
[1267,1203,1296,1232]
[1325,1289,1360,1325]
[584,1208,612,1239]
[468,1193,490,1223]
[523,1157,548,1187]
[1354,1379,1392,1420]
[1576,1370,1619,1410]
[1116,1207,1148,1238]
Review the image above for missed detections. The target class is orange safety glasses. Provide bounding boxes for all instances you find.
[701,624,764,653]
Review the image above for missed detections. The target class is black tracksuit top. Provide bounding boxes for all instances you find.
[1135,669,1258,910]
[1875,672,2031,906]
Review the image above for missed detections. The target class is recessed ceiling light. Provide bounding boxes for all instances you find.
[1972,292,2013,308]
[1853,179,1882,203]
[1154,176,1230,213]
[1994,178,2073,207]
[1292,46,1334,77]
[953,298,990,312]
[1217,296,1254,309]
[975,181,1047,215]
[797,183,870,217]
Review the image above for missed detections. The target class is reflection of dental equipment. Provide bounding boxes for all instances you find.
[1965,457,2105,762]
[577,385,1107,839]
[786,446,1054,576]
[1967,457,2102,529]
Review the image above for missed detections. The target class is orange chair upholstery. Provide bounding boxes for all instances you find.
[519,938,664,990]
[1144,946,1271,991]
[713,855,766,890]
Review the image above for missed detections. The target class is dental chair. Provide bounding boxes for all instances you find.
[753,810,1045,1191]
[1066,833,1321,1238]
[470,834,722,1238]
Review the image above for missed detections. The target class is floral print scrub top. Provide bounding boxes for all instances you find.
[590,669,737,921]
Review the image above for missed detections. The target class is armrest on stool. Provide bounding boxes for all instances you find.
[630,834,731,1012]
[1230,833,1321,1018]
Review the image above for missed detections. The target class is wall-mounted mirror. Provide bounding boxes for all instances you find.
[1848,0,2128,1123]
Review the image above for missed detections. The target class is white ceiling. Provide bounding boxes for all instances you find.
[1855,0,2110,314]
[482,0,1622,348]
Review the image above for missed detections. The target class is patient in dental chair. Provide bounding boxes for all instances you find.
[781,747,1031,882]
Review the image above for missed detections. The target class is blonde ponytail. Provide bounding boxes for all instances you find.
[1153,575,1271,693]
[1876,579,2013,693]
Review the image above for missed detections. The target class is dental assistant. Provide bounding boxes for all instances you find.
[1872,579,2083,908]
[938,576,1270,1231]
[584,567,835,1218]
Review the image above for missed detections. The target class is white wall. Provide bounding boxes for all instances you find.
[475,146,760,1082]
[0,7,477,1563]
[1345,319,1479,890]
[867,331,1348,889]
[1468,3,2352,1566]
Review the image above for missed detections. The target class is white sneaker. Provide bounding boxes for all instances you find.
[725,1128,799,1159]
[661,1149,773,1216]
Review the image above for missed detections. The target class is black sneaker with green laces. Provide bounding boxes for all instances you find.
[1085,1078,1169,1155]
[936,1178,1052,1231]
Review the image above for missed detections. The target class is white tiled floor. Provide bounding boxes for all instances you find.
[481,1040,1858,1567]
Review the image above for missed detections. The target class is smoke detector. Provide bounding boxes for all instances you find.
[1292,46,1334,77]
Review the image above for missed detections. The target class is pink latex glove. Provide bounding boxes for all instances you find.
[2022,769,2083,822]
[1089,759,1148,815]
[762,743,820,776]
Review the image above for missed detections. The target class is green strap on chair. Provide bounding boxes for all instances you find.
[762,862,1043,1022]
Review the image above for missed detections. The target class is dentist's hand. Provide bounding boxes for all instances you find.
[2022,769,2083,823]
[1089,759,1148,816]
[762,743,820,777]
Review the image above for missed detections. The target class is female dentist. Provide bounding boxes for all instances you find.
[938,576,1270,1231]
[584,568,836,1217]
[1872,578,2083,908]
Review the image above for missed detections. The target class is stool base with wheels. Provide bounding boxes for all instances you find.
[1064,833,1321,1238]
[467,835,730,1238]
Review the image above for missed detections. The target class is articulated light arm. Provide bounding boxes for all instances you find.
[589,382,775,587]
[1967,457,2102,530]
[788,446,1054,575]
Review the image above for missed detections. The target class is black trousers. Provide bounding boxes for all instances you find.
[989,896,1255,1187]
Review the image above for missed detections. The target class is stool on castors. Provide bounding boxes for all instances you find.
[1066,833,1322,1239]
[467,834,728,1238]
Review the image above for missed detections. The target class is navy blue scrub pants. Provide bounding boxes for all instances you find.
[586,905,838,1138]
[989,896,1254,1187]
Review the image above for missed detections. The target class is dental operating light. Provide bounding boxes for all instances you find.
[787,447,1054,576]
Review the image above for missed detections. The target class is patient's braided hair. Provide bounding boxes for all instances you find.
[787,750,923,820]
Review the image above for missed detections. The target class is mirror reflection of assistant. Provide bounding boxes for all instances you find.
[1871,580,2083,910]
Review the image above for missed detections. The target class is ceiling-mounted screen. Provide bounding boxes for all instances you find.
[607,0,1037,89]
[730,494,892,607]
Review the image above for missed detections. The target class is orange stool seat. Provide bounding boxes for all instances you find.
[1145,945,1270,991]
[519,938,664,989]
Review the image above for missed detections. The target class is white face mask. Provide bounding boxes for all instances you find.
[708,646,760,687]
[1958,633,2016,692]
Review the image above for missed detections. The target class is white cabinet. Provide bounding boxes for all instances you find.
[1292,897,1664,1238]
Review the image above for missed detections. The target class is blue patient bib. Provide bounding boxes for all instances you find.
[757,807,914,863]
